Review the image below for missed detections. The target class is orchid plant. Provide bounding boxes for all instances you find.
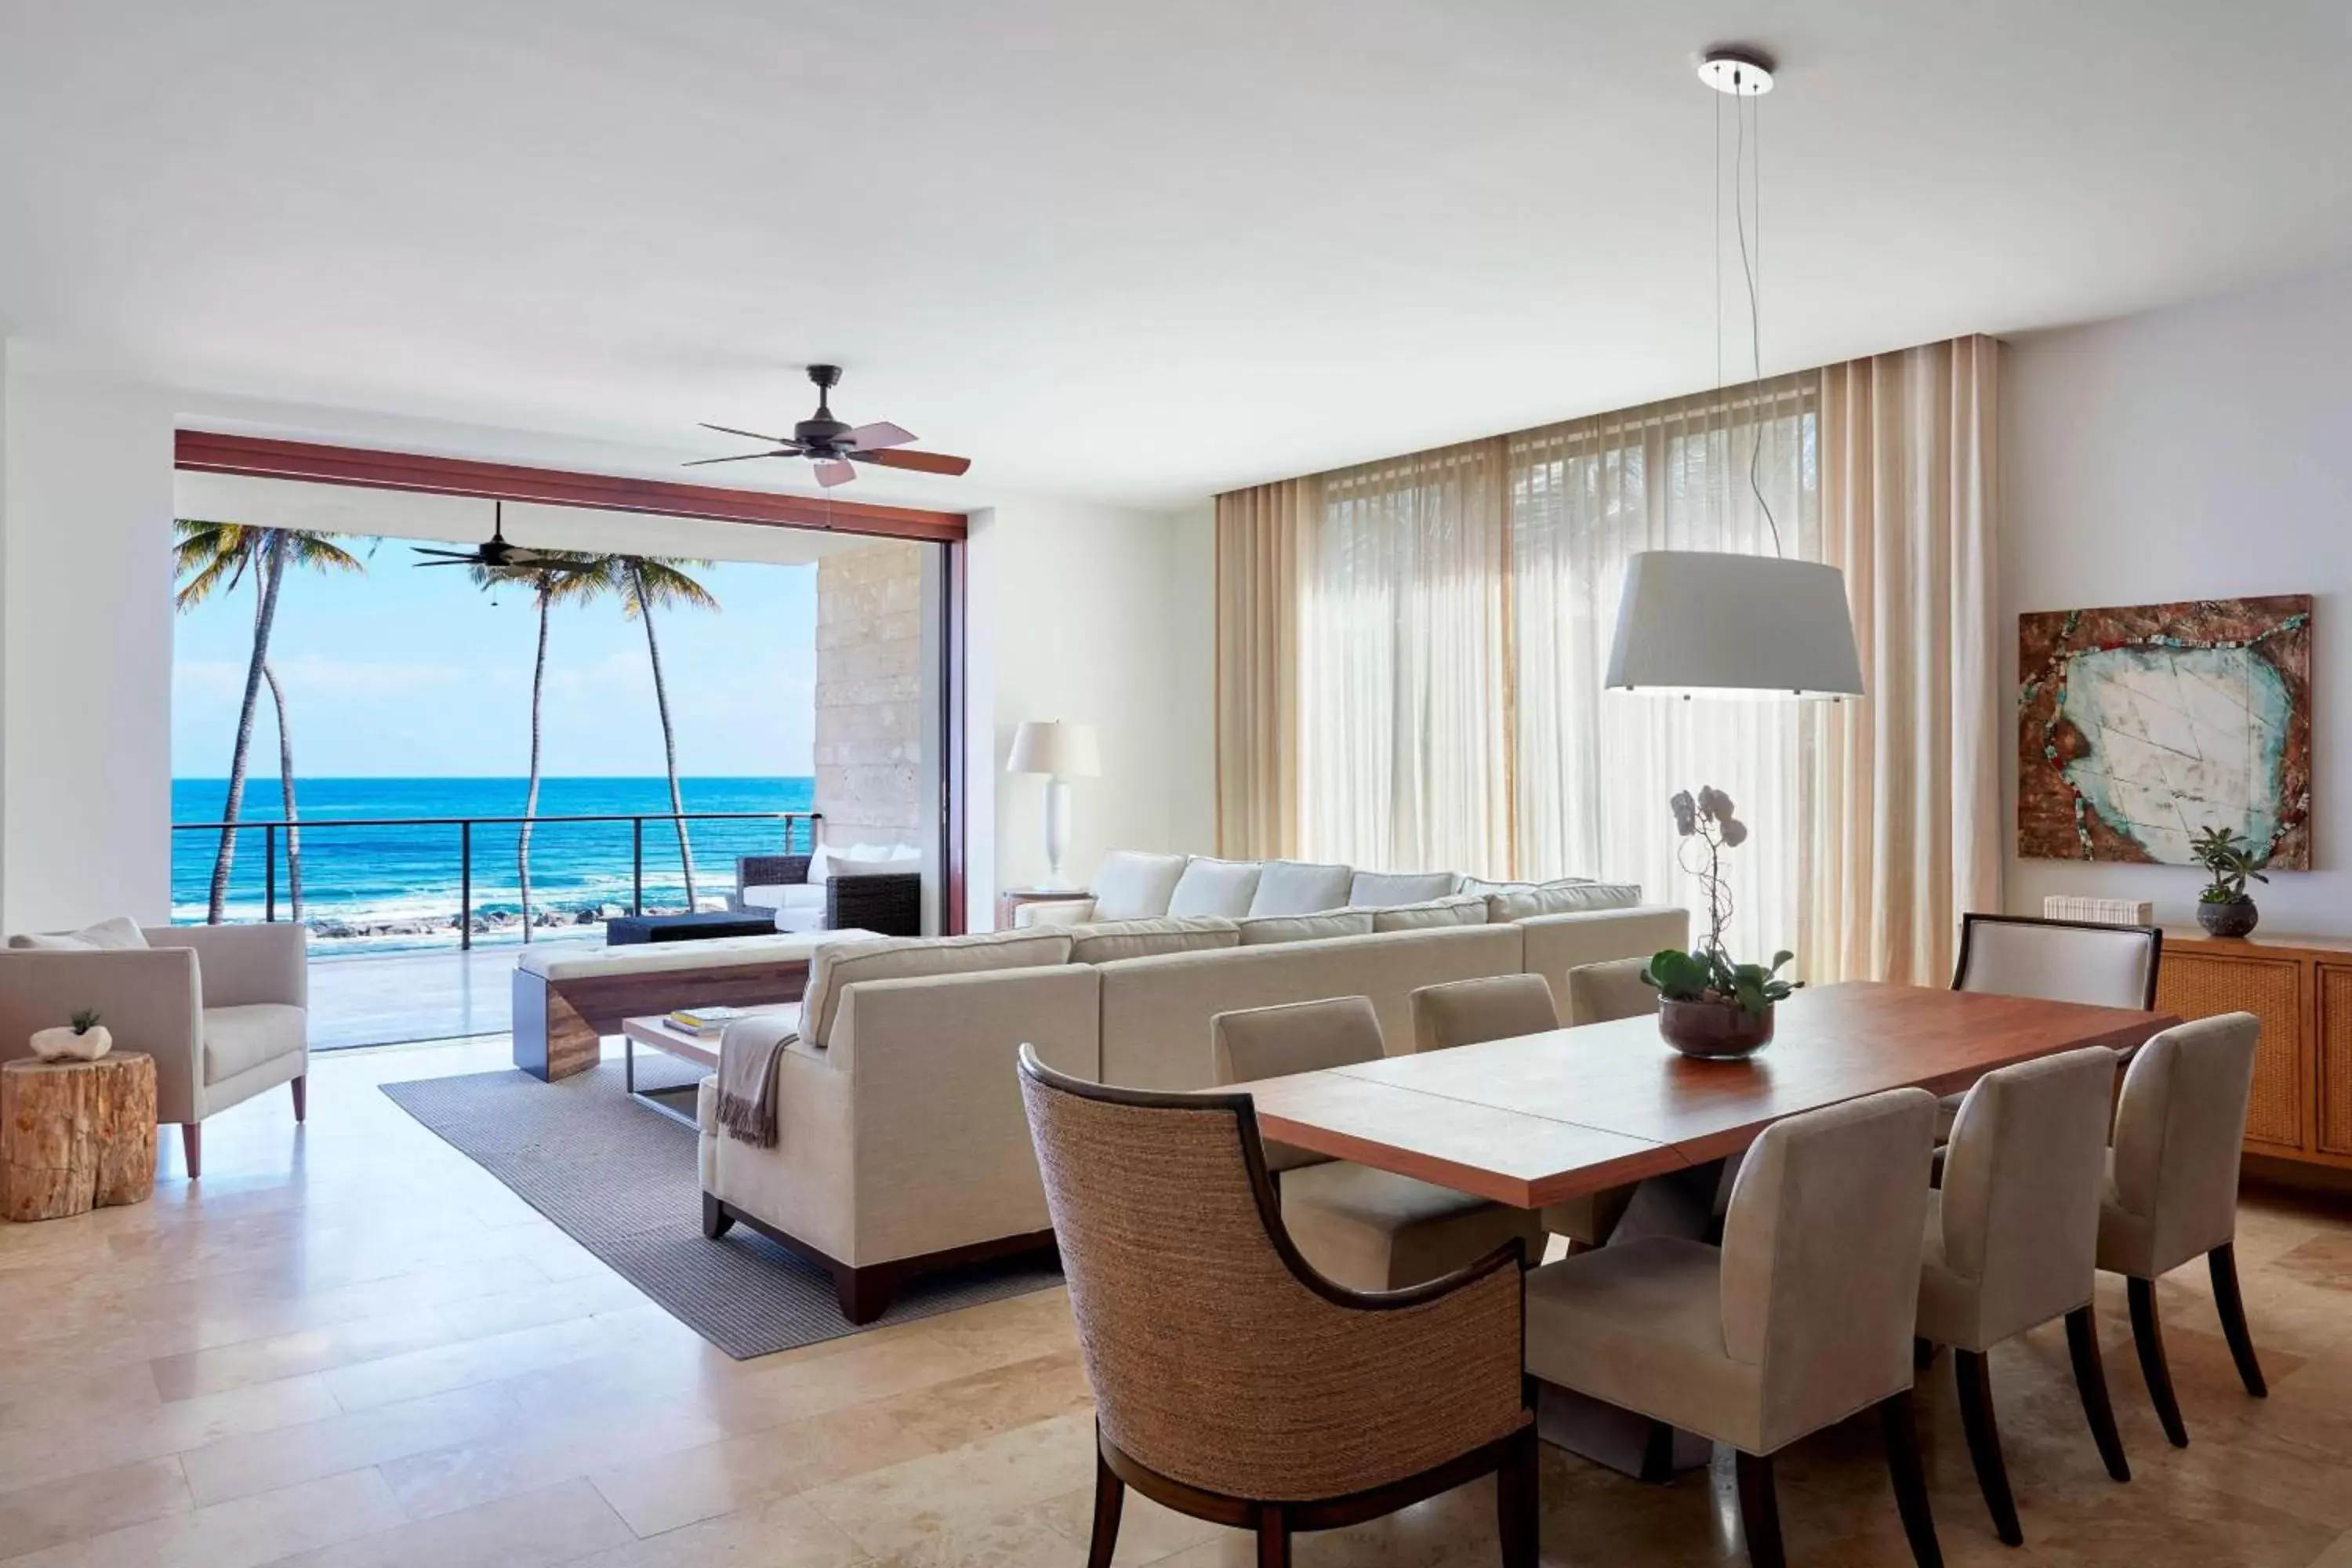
[1641,786,1798,1018]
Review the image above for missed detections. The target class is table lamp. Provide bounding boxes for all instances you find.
[1006,720,1102,889]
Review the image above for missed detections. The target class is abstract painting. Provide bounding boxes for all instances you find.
[2017,595,2312,868]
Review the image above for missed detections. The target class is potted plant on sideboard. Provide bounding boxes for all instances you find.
[1642,787,1798,1058]
[2190,824,2270,938]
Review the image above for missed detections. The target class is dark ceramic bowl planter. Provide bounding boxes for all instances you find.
[1659,998,1775,1058]
[2198,897,2260,938]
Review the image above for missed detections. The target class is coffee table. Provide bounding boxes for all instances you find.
[621,1005,797,1126]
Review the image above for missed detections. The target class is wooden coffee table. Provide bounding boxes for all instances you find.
[621,1006,797,1126]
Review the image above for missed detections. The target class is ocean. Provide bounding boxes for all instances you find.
[172,776,816,953]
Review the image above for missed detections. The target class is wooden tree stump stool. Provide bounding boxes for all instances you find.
[2,1053,157,1221]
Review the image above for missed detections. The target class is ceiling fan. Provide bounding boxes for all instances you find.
[409,503,575,574]
[688,365,971,487]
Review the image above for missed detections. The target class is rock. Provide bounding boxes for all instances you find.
[28,1024,111,1062]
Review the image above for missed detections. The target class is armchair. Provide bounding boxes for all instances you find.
[731,853,921,938]
[0,924,309,1177]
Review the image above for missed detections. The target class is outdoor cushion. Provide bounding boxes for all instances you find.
[1372,895,1490,932]
[1236,909,1377,946]
[9,915,149,951]
[800,927,1075,1048]
[1090,850,1189,920]
[1485,880,1644,923]
[1248,860,1356,916]
[1167,857,1263,918]
[202,1003,306,1085]
[1068,916,1240,965]
[740,884,823,912]
[1348,870,1461,908]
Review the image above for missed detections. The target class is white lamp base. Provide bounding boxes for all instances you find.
[1040,775,1075,889]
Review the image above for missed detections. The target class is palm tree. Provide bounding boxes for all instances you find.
[470,553,609,938]
[611,557,720,908]
[173,522,367,923]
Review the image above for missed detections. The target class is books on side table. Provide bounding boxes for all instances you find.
[666,1005,754,1038]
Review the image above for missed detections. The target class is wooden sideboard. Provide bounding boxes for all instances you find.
[2158,928,2352,1178]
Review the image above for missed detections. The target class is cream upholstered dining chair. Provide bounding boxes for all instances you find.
[1563,954,1660,1026]
[2100,1012,2267,1448]
[1919,1047,2129,1545]
[1523,1087,1944,1568]
[1410,972,1635,1250]
[1941,913,2163,1136]
[1017,1044,1537,1568]
[1211,997,1544,1290]
[0,923,310,1178]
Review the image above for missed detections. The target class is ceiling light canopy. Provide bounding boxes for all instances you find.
[1697,47,1774,96]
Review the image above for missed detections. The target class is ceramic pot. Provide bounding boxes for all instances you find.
[28,1024,112,1062]
[2198,897,2259,938]
[1658,999,1773,1058]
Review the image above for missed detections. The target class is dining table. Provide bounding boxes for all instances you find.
[1228,980,2180,1476]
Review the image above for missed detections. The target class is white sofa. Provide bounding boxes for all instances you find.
[698,886,1686,1321]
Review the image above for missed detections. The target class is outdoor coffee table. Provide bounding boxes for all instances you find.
[620,1005,797,1126]
[606,911,781,945]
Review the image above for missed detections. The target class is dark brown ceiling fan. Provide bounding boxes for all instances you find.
[688,365,971,487]
[409,503,580,574]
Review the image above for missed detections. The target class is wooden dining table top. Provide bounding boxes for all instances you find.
[1235,982,2179,1210]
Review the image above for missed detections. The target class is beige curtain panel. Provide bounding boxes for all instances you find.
[1214,480,1312,859]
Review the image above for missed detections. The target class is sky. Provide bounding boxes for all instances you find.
[172,533,817,779]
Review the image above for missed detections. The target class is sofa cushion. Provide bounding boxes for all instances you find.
[517,930,862,982]
[1348,870,1461,909]
[203,1003,306,1085]
[1372,895,1490,932]
[802,927,1075,1048]
[1486,880,1645,923]
[1249,860,1356,916]
[1091,850,1189,920]
[1237,909,1377,946]
[9,915,149,951]
[1167,857,1263,918]
[1069,916,1240,964]
[740,884,824,913]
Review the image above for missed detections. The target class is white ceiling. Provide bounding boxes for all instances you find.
[5,0,2352,508]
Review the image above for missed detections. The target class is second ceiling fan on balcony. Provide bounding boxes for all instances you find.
[688,365,971,488]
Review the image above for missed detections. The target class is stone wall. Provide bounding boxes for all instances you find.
[813,540,927,848]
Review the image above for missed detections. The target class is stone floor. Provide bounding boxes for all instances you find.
[4,1036,2352,1566]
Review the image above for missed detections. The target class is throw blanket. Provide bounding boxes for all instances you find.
[715,1019,793,1147]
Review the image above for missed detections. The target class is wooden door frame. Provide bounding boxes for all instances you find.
[174,431,971,931]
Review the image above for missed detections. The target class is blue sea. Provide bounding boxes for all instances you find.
[172,777,815,953]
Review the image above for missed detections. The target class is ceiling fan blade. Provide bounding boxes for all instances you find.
[410,547,479,560]
[855,447,972,477]
[684,449,795,467]
[812,458,858,488]
[412,557,478,568]
[840,421,915,452]
[699,422,793,445]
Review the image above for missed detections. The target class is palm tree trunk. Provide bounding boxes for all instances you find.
[208,534,289,923]
[519,593,551,942]
[634,564,697,909]
[263,657,302,920]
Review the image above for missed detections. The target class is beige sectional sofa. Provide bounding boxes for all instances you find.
[697,867,1686,1322]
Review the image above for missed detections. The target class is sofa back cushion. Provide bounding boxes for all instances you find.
[1483,880,1644,923]
[1167,857,1263,918]
[1348,869,1461,908]
[1069,916,1240,964]
[802,927,1074,1048]
[1236,909,1377,946]
[1371,895,1490,932]
[1091,850,1189,920]
[1247,860,1356,916]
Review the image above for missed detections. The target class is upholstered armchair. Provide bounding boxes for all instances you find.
[0,924,309,1177]
[1018,1044,1537,1568]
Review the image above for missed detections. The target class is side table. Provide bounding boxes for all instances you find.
[2,1052,158,1221]
[997,887,1095,931]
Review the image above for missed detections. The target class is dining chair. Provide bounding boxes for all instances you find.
[1212,997,1545,1290]
[1941,913,2162,1135]
[1563,954,1661,1025]
[1410,972,1633,1250]
[1918,1047,2129,1545]
[2100,1011,2267,1447]
[1523,1087,1945,1568]
[1017,1044,1538,1568]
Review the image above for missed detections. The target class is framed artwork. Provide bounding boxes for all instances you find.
[2017,594,2312,868]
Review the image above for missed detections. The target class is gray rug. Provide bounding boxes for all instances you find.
[380,1057,1062,1359]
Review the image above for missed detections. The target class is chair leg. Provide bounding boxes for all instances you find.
[2126,1276,2190,1447]
[2064,1306,2131,1482]
[1085,1449,1124,1568]
[1878,1389,1944,1568]
[180,1123,201,1179]
[1497,1425,1539,1568]
[1255,1505,1290,1568]
[1733,1450,1784,1568]
[2209,1243,2268,1398]
[1954,1349,2022,1546]
[290,1074,307,1122]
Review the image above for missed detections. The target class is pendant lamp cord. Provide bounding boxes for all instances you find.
[1732,75,1783,557]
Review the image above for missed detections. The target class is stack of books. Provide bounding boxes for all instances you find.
[666,1005,753,1038]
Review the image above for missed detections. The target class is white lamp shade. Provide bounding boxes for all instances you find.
[1604,550,1864,698]
[1006,720,1102,777]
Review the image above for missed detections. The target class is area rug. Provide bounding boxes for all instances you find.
[381,1057,1062,1359]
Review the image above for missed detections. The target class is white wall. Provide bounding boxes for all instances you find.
[2002,262,2352,933]
[1,366,178,931]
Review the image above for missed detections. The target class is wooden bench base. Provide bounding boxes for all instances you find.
[514,960,811,1082]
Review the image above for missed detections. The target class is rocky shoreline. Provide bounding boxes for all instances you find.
[303,903,676,942]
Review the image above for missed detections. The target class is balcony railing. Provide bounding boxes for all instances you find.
[171,810,822,949]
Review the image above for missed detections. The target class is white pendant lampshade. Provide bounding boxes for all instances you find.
[1006,720,1101,890]
[1605,551,1864,698]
